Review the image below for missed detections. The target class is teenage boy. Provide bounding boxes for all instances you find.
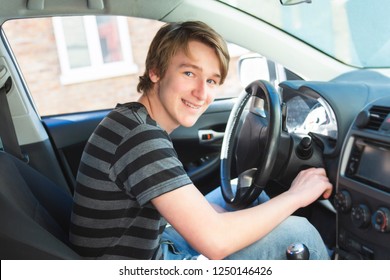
[69,21,332,260]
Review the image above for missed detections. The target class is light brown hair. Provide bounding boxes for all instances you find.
[137,21,230,94]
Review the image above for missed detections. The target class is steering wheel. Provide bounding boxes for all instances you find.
[220,80,282,208]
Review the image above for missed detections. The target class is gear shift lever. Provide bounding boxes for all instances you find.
[286,243,310,260]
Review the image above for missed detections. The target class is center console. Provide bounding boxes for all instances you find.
[335,97,390,259]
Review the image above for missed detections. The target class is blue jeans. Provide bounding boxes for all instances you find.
[161,188,329,260]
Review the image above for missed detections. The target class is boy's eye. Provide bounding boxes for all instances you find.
[184,71,194,77]
[207,79,217,85]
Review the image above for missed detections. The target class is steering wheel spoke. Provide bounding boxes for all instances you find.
[236,168,257,189]
[249,95,267,118]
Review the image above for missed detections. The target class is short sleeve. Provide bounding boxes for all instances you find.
[109,123,192,206]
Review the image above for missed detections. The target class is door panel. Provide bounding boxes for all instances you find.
[42,98,235,194]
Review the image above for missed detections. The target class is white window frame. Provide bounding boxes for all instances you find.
[52,16,138,85]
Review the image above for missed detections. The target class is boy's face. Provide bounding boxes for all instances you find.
[149,40,221,133]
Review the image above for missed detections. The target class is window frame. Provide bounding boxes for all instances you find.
[52,15,138,85]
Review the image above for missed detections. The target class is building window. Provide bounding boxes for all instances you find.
[52,16,138,85]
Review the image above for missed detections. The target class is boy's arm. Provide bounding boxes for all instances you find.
[152,167,332,260]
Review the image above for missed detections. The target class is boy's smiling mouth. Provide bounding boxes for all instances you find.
[182,99,202,109]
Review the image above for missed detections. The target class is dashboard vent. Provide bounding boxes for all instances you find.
[367,106,390,130]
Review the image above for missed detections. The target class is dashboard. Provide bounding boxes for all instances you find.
[336,98,390,259]
[280,70,390,260]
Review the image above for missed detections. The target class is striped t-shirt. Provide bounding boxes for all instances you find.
[69,102,192,259]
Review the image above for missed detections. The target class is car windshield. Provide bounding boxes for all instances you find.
[220,0,390,68]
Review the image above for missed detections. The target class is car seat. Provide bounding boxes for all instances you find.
[0,150,80,259]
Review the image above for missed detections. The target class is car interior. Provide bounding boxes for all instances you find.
[1,0,390,260]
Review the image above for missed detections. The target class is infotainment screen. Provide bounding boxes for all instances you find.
[356,144,390,190]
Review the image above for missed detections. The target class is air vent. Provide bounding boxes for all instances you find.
[367,106,390,130]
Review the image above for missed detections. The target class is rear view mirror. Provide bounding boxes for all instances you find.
[280,0,312,5]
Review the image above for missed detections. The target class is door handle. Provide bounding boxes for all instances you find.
[198,129,224,144]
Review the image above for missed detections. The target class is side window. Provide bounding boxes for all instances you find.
[3,16,164,116]
[3,16,253,116]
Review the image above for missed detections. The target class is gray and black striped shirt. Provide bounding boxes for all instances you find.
[69,102,191,259]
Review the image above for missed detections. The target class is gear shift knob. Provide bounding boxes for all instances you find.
[286,243,310,260]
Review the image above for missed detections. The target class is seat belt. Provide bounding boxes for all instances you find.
[0,72,25,161]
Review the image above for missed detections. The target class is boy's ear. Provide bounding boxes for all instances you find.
[149,68,160,83]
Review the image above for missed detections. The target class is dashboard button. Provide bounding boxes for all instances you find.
[351,204,371,229]
[372,207,390,233]
[334,190,352,213]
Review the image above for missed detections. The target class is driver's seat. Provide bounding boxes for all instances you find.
[0,150,80,259]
